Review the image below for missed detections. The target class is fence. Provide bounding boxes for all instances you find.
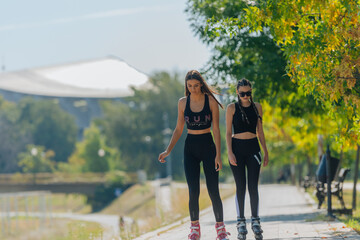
[0,191,52,237]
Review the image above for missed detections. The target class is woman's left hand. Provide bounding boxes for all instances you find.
[215,156,222,172]
[263,152,269,167]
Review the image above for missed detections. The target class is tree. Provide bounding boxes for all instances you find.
[201,0,360,144]
[186,0,332,180]
[18,145,55,183]
[99,72,186,179]
[18,98,78,162]
[186,1,290,101]
[0,97,32,173]
[66,124,121,173]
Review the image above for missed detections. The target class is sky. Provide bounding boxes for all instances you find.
[0,0,210,75]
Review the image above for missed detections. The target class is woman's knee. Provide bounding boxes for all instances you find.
[188,187,200,199]
[248,184,259,196]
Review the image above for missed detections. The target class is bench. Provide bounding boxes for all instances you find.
[315,168,352,214]
[301,175,315,191]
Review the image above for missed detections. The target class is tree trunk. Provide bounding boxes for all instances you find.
[290,157,296,185]
[317,134,324,163]
[335,149,343,181]
[298,162,303,186]
[306,155,312,177]
[352,145,360,210]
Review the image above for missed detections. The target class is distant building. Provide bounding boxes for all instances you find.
[0,56,149,139]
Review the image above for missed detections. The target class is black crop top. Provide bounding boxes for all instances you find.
[184,94,212,130]
[233,102,258,134]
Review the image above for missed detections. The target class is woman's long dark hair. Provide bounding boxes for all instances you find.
[236,78,262,124]
[185,70,223,109]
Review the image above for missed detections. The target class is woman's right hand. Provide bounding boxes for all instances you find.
[158,151,169,163]
[228,152,237,166]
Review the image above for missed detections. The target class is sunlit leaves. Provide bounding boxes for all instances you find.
[204,0,360,145]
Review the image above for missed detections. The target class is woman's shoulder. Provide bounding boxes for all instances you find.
[206,93,215,101]
[206,93,218,107]
[226,102,236,112]
[179,96,187,102]
[253,102,263,115]
[254,102,262,109]
[178,97,187,109]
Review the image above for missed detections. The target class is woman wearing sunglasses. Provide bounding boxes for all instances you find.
[225,78,268,240]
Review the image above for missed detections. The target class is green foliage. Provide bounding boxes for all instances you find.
[187,1,293,105]
[0,97,31,172]
[18,145,55,182]
[60,220,104,240]
[197,0,360,145]
[18,98,77,162]
[0,96,77,173]
[99,72,186,179]
[186,0,333,172]
[105,170,130,186]
[66,124,122,173]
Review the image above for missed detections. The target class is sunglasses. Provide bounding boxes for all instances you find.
[239,91,252,97]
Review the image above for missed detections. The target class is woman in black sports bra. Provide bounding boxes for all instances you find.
[158,70,230,240]
[225,78,268,240]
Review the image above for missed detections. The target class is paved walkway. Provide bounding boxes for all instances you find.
[135,184,359,240]
[343,182,360,191]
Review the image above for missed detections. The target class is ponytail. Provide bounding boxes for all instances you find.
[250,95,262,123]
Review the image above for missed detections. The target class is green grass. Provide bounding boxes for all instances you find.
[333,189,360,234]
[8,193,91,214]
[56,220,104,240]
[2,218,104,240]
[1,172,107,184]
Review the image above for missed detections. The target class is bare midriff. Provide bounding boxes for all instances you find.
[233,132,257,139]
[188,128,211,135]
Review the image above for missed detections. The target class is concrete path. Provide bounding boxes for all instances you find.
[134,184,359,240]
[343,182,360,191]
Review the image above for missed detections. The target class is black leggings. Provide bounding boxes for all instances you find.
[230,137,261,218]
[184,133,223,222]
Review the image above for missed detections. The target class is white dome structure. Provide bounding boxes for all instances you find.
[0,56,149,139]
[0,56,149,98]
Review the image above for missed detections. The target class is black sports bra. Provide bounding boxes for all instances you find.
[233,102,258,134]
[184,94,212,130]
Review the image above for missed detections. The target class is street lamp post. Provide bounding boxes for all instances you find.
[31,148,38,157]
[98,148,105,158]
[31,147,38,184]
[326,144,335,219]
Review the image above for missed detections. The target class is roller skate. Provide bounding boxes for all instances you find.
[215,222,230,240]
[251,217,263,240]
[188,222,201,240]
[236,217,247,240]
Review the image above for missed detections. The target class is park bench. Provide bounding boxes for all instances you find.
[301,175,316,191]
[315,168,352,214]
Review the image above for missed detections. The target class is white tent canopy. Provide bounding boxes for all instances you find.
[0,56,149,98]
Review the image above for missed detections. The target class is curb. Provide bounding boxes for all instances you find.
[133,205,214,240]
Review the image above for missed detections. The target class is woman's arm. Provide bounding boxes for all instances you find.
[210,96,222,171]
[158,98,186,163]
[226,104,237,166]
[255,102,269,167]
